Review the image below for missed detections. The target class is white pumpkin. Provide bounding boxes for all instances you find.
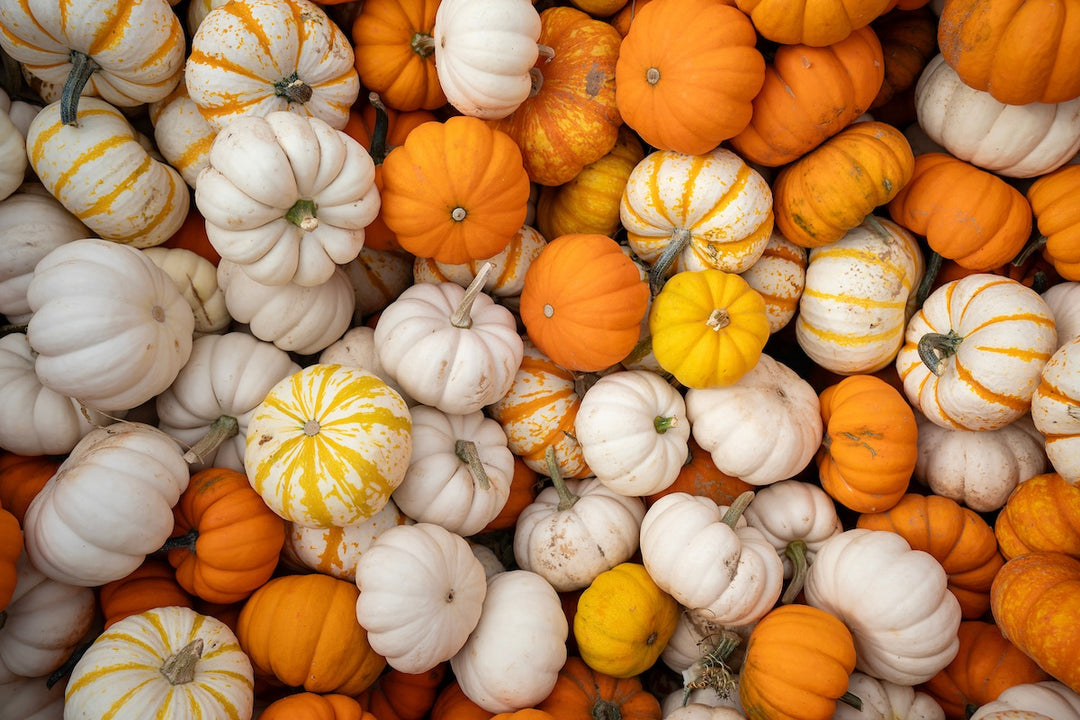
[913,412,1048,512]
[155,332,301,471]
[739,231,807,334]
[1030,335,1080,483]
[0,89,27,201]
[281,500,412,582]
[195,111,380,287]
[449,569,568,713]
[575,369,691,497]
[0,333,115,456]
[833,672,945,720]
[26,238,195,412]
[0,552,96,683]
[660,687,744,717]
[470,542,506,580]
[916,53,1080,178]
[22,423,190,587]
[319,326,413,405]
[391,406,514,536]
[968,681,1080,720]
[141,246,230,335]
[432,0,543,120]
[216,259,355,356]
[639,492,784,627]
[665,704,747,720]
[355,522,487,674]
[685,353,822,486]
[0,674,67,720]
[804,528,962,685]
[1042,281,1080,350]
[661,611,752,677]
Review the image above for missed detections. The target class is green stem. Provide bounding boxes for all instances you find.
[681,627,742,702]
[47,640,92,688]
[274,71,313,104]
[720,490,755,528]
[412,34,435,55]
[160,638,204,685]
[61,50,99,126]
[839,692,863,711]
[158,528,198,553]
[915,249,943,310]
[649,228,692,296]
[1012,234,1048,267]
[545,446,577,511]
[0,323,28,337]
[964,703,979,720]
[451,262,494,328]
[917,330,963,376]
[286,198,318,231]
[654,415,676,434]
[455,439,490,490]
[368,91,390,165]
[781,540,807,604]
[182,414,239,465]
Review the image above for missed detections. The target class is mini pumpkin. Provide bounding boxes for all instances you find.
[1028,164,1080,282]
[994,472,1080,561]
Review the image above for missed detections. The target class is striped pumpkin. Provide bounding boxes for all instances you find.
[244,363,413,528]
[1031,336,1080,484]
[739,231,808,334]
[896,274,1058,431]
[64,606,254,720]
[25,97,189,247]
[148,79,217,189]
[185,0,360,132]
[795,217,924,375]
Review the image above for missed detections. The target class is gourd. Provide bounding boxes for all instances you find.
[834,672,946,720]
[319,326,413,405]
[1027,164,1080,281]
[0,499,17,612]
[346,246,417,321]
[0,453,58,525]
[994,472,1080,560]
[0,90,26,201]
[1043,283,1080,348]
[1031,335,1080,483]
[147,81,217,188]
[968,681,1080,720]
[734,0,894,47]
[282,499,411,582]
[536,656,661,720]
[738,232,807,334]
[141,247,230,336]
[97,559,194,628]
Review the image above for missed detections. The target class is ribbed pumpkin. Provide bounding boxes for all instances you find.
[614,0,765,155]
[430,680,495,720]
[261,693,377,720]
[869,5,939,109]
[857,493,1005,618]
[888,153,1033,272]
[995,472,1080,561]
[739,232,808,334]
[1032,335,1080,483]
[772,121,915,249]
[380,116,531,264]
[237,573,387,694]
[519,234,650,373]
[937,0,1080,105]
[729,25,886,167]
[0,453,58,524]
[644,438,755,508]
[817,374,918,514]
[735,0,894,46]
[536,657,662,720]
[0,497,20,612]
[98,559,195,629]
[357,664,448,720]
[351,0,445,112]
[1027,164,1080,281]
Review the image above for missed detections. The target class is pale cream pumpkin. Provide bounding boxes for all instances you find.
[141,247,230,335]
[281,500,412,581]
[319,326,413,405]
[1043,282,1080,350]
[738,231,807,334]
[1031,335,1080,484]
[0,89,26,201]
[147,78,217,188]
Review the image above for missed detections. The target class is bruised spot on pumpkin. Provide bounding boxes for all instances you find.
[585,66,606,97]
[258,434,273,445]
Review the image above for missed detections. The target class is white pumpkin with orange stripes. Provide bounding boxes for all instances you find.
[896,274,1058,432]
[1031,335,1080,484]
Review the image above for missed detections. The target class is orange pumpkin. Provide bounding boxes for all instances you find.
[491,713,556,720]
[430,680,494,720]
[869,5,939,109]
[990,551,1080,693]
[817,375,918,514]
[645,438,754,508]
[379,116,531,264]
[772,121,915,249]
[0,498,21,612]
[480,456,541,533]
[518,233,650,372]
[994,472,1080,561]
[237,573,386,695]
[614,0,764,155]
[160,206,220,266]
[888,153,1033,272]
[351,0,446,112]
[608,0,660,36]
[165,467,287,604]
[856,493,1005,618]
[98,559,194,629]
[735,0,895,46]
[356,664,448,720]
[536,656,661,720]
[1027,163,1080,281]
[261,692,377,720]
[729,25,886,167]
[921,620,1050,720]
[0,452,58,524]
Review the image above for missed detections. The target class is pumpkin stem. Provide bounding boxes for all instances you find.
[592,698,622,720]
[286,198,319,231]
[411,32,435,57]
[914,249,943,309]
[705,309,730,331]
[839,692,863,711]
[60,50,100,126]
[963,703,979,720]
[0,323,28,337]
[274,72,313,104]
[46,640,93,689]
[780,539,807,604]
[654,415,677,434]
[158,528,199,554]
[1012,234,1047,267]
[649,228,692,296]
[182,414,239,465]
[862,213,891,240]
[720,490,755,529]
[528,67,544,97]
[681,626,741,702]
[455,439,490,490]
[368,92,391,165]
[451,262,494,329]
[537,44,555,60]
[545,446,577,511]
[160,638,204,686]
[621,334,654,367]
[917,330,963,376]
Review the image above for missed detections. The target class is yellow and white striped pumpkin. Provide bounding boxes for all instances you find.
[244,363,413,528]
[1031,335,1080,484]
[25,97,189,247]
[148,78,217,189]
[896,274,1058,431]
[739,231,807,334]
[796,217,924,375]
[65,606,254,720]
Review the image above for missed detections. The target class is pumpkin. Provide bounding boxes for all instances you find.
[537,656,661,720]
[355,522,487,673]
[936,0,1080,106]
[519,233,650,373]
[430,0,542,120]
[995,472,1080,560]
[65,606,254,720]
[346,246,417,321]
[282,499,411,582]
[857,493,1005,618]
[834,672,946,720]
[817,374,918,513]
[0,0,185,125]
[141,247,230,336]
[573,562,679,679]
[379,117,531,264]
[320,326,413,405]
[794,216,924,375]
[968,681,1080,720]
[645,439,755,509]
[481,456,540,533]
[0,453,58,525]
[22,423,190,587]
[738,604,857,720]
[1042,283,1080,349]
[165,467,286,605]
[990,552,1080,693]
[160,205,220,265]
[351,0,445,112]
[896,274,1058,431]
[0,675,66,720]
[888,153,1033,272]
[772,121,915,249]
[195,110,381,288]
[1031,336,1080,483]
[734,0,894,46]
[922,620,1050,720]
[238,573,386,694]
[729,25,886,167]
[915,53,1080,179]
[738,232,807,334]
[244,363,412,528]
[1027,164,1080,281]
[25,98,189,247]
[185,0,361,131]
[262,693,376,720]
[98,559,195,629]
[804,528,962,684]
[0,92,25,202]
[356,663,448,720]
[614,0,765,156]
[0,499,19,613]
[147,80,218,189]
[869,5,939,109]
